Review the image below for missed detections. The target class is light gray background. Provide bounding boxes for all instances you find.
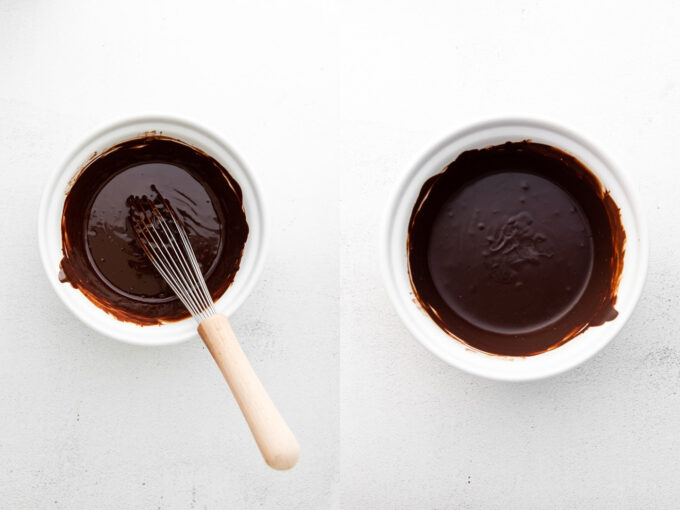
[0,1,338,508]
[2,0,680,509]
[340,1,680,509]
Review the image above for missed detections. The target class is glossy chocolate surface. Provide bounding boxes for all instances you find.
[407,141,625,356]
[60,136,248,325]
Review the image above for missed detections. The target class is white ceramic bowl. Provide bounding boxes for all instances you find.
[38,116,267,346]
[382,118,648,381]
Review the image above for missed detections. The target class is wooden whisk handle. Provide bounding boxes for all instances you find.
[198,314,300,470]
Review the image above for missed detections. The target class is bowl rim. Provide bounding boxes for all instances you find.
[380,116,649,381]
[38,113,268,346]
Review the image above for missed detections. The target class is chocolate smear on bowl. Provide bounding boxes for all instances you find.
[407,141,625,356]
[59,135,249,325]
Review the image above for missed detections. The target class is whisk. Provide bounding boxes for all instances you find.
[129,195,299,471]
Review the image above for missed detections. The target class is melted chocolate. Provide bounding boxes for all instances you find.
[60,136,249,325]
[408,141,625,356]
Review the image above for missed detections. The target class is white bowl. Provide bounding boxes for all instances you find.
[381,118,648,381]
[38,116,267,346]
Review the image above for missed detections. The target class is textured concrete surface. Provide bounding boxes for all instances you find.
[339,1,680,508]
[2,0,680,508]
[0,1,338,508]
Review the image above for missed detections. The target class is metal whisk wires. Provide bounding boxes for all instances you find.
[129,196,216,323]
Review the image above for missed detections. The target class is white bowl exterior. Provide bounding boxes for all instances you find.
[382,119,648,381]
[38,116,267,346]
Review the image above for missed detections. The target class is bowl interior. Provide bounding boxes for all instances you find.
[382,119,647,381]
[38,116,266,346]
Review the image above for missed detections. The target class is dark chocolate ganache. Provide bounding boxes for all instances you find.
[59,135,249,325]
[407,141,625,356]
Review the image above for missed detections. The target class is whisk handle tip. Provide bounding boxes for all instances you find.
[198,314,300,470]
